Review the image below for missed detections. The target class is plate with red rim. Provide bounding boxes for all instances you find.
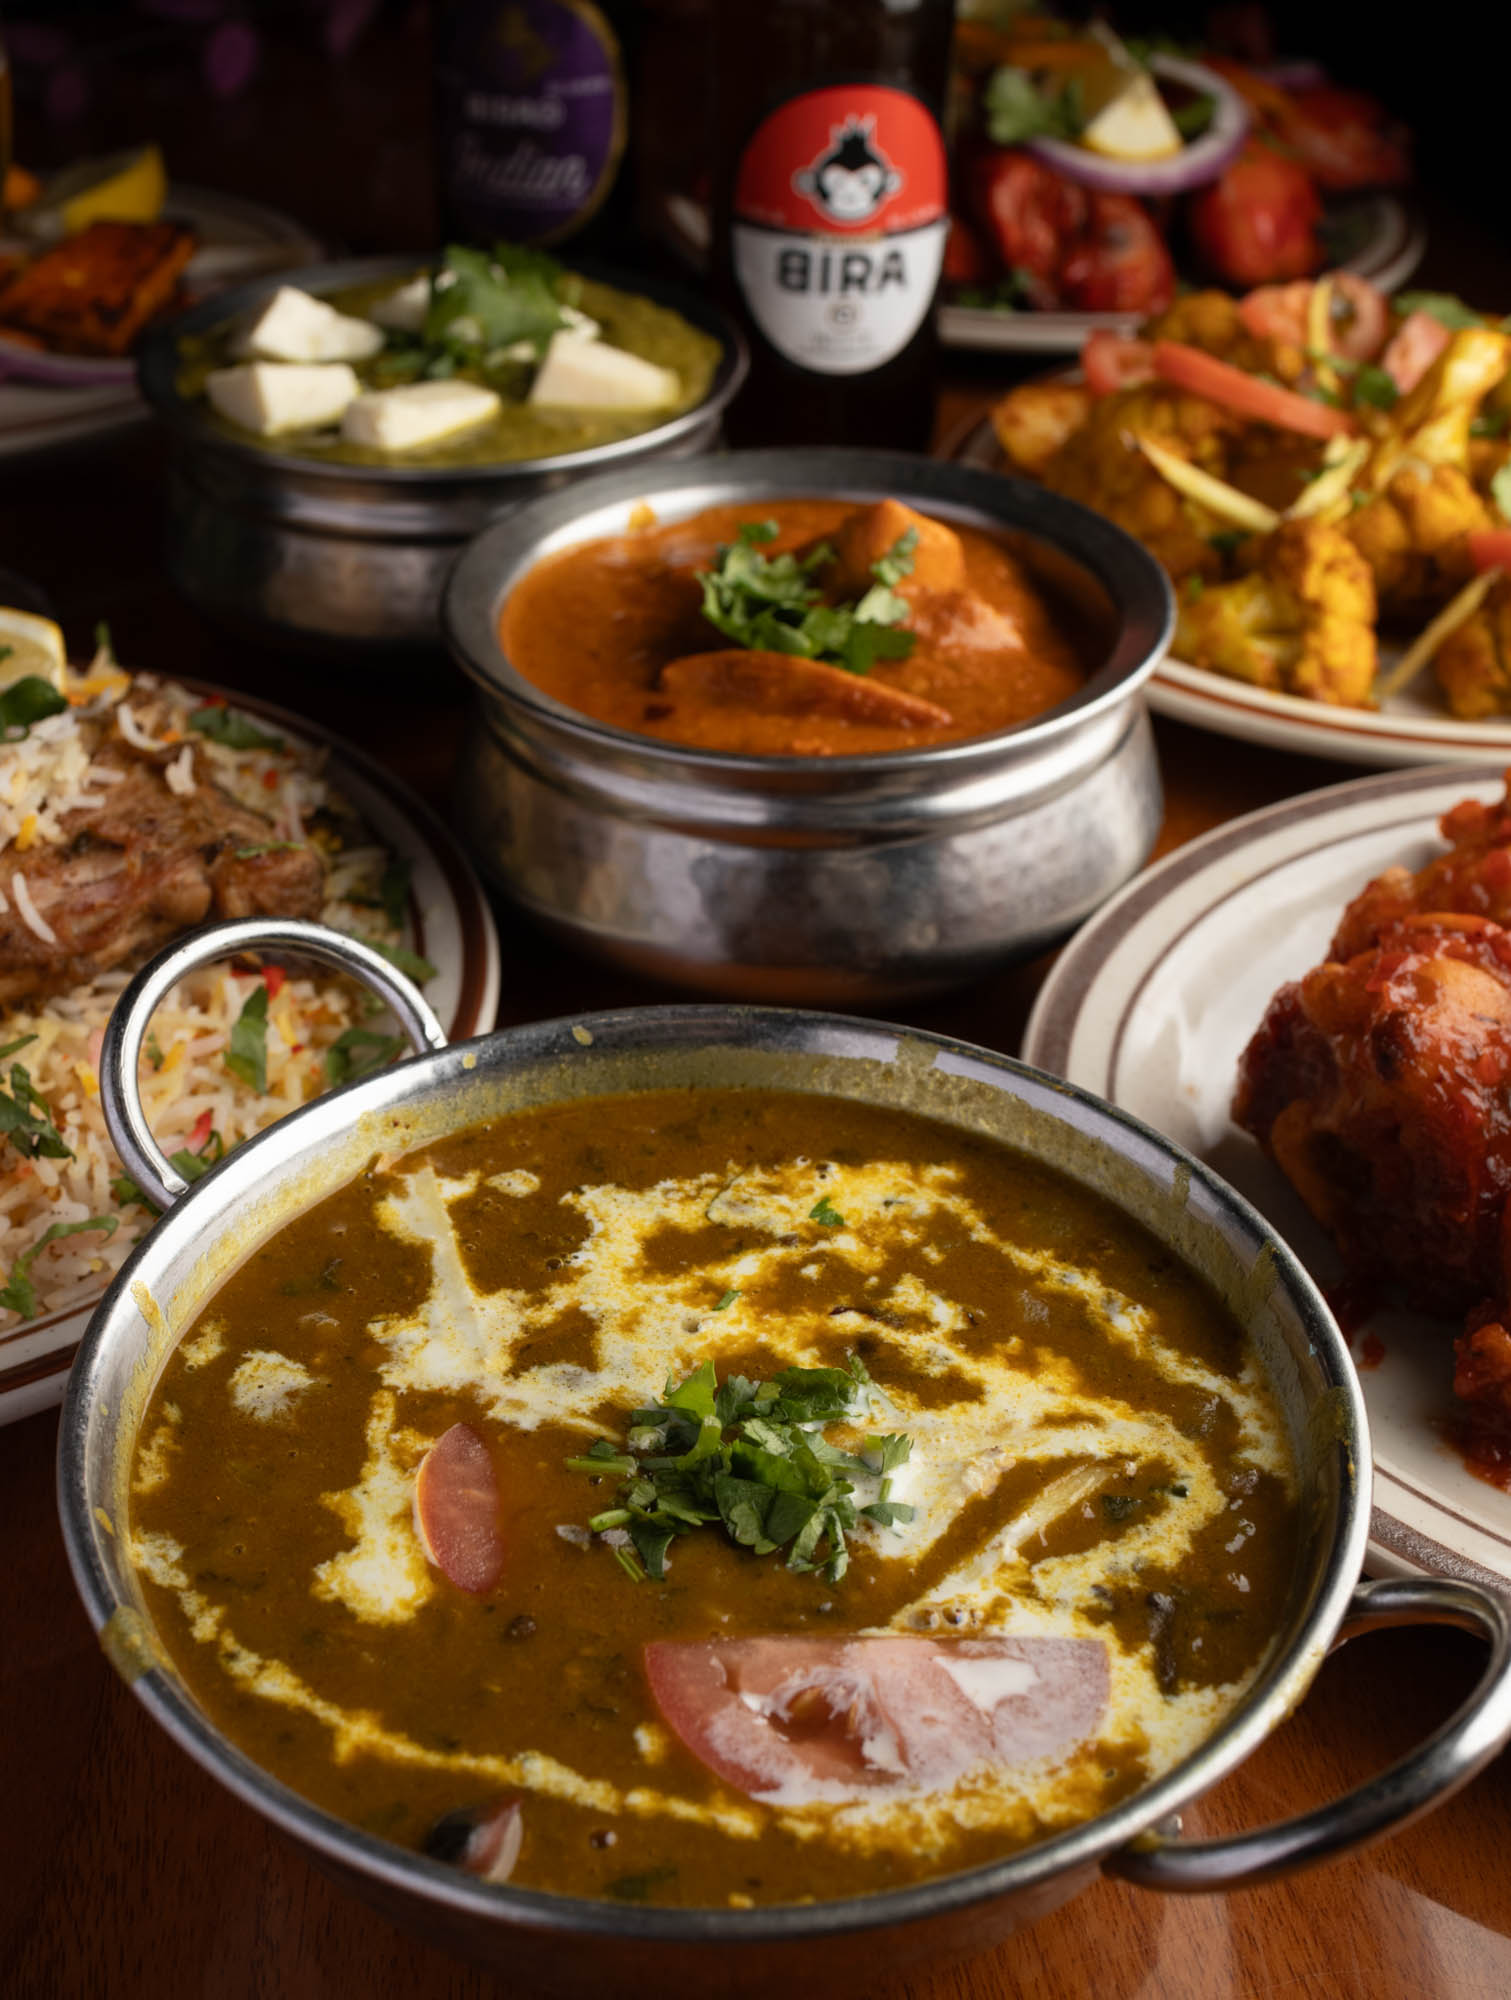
[0,679,500,1429]
[1021,761,1511,1591]
[944,411,1511,767]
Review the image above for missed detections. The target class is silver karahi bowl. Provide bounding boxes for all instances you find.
[443,447,1174,1003]
[136,256,747,650]
[57,920,1511,1996]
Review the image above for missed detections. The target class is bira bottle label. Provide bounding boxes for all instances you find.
[436,0,625,244]
[732,84,947,376]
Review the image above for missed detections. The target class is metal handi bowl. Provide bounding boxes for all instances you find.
[136,257,747,649]
[58,919,1511,1998]
[443,448,1173,1004]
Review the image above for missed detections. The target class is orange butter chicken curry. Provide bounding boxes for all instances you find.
[129,1089,1299,1909]
[499,499,1087,756]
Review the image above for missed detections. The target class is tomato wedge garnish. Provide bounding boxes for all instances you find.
[644,1633,1107,1806]
[1468,530,1511,575]
[1081,330,1155,397]
[413,1423,504,1594]
[1151,339,1356,439]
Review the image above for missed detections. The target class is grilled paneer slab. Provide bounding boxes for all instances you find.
[0,738,325,1002]
[0,220,196,356]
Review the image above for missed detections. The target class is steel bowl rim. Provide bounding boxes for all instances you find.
[58,1000,1365,1946]
[136,253,749,490]
[442,447,1176,779]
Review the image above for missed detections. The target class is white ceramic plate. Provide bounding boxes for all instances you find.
[1021,762,1511,1591]
[0,185,320,455]
[946,414,1511,767]
[940,194,1425,355]
[0,683,501,1428]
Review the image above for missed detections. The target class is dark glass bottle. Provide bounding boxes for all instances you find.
[432,1,638,256]
[709,0,954,450]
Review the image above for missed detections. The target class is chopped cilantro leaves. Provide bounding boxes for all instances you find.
[712,1288,740,1311]
[379,855,412,932]
[324,1026,405,1086]
[1353,364,1400,410]
[0,1052,71,1160]
[0,675,67,740]
[112,1128,225,1213]
[188,705,284,753]
[0,1214,117,1319]
[983,65,1083,146]
[360,936,438,984]
[809,1196,845,1228]
[224,984,269,1092]
[565,1358,910,1585]
[695,520,917,678]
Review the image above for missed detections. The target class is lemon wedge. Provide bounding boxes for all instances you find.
[1080,73,1183,162]
[21,145,167,240]
[0,607,67,692]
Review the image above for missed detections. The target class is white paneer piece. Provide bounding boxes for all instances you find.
[206,361,361,436]
[244,285,385,364]
[529,330,679,411]
[340,379,502,452]
[369,275,431,335]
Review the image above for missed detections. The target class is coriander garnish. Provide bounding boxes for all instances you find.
[565,1358,913,1585]
[695,521,918,677]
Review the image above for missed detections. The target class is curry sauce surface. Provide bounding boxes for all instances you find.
[500,500,1087,756]
[130,1091,1298,1908]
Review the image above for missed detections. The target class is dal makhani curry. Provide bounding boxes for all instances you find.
[499,499,1087,756]
[128,1089,1299,1909]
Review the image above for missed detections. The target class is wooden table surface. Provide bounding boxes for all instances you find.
[3,20,1511,1995]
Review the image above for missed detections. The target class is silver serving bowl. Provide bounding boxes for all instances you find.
[443,448,1172,1003]
[58,920,1511,1998]
[136,256,747,649]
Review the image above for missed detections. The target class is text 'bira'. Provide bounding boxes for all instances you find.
[777,247,908,295]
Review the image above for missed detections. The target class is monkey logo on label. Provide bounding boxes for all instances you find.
[732,84,947,378]
[793,117,900,225]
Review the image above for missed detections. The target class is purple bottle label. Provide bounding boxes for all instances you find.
[436,0,625,244]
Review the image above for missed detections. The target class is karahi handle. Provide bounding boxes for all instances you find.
[100,917,448,1215]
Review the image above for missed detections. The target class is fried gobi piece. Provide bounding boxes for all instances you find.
[1433,573,1511,719]
[1331,773,1511,957]
[1041,384,1247,585]
[1173,518,1377,704]
[1346,327,1510,617]
[0,219,196,355]
[1234,917,1511,1390]
[1141,289,1303,381]
[990,380,1093,481]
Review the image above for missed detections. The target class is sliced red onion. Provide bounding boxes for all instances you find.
[1024,55,1249,196]
[0,336,134,388]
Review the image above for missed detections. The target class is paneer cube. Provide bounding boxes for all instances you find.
[529,331,680,411]
[244,285,385,363]
[206,361,361,436]
[339,379,502,452]
[369,275,431,335]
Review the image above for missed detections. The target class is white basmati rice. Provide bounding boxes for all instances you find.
[0,666,412,1330]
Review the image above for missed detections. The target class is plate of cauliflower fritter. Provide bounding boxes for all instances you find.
[966,279,1511,765]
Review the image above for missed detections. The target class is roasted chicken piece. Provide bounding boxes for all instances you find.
[1331,775,1511,958]
[0,219,195,356]
[0,734,326,1003]
[1235,914,1511,1427]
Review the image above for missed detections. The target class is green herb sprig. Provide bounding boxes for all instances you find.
[696,521,918,678]
[225,984,269,1092]
[0,1037,72,1160]
[983,66,1084,146]
[566,1358,913,1586]
[188,706,284,754]
[0,676,68,741]
[0,1214,117,1319]
[112,1129,225,1213]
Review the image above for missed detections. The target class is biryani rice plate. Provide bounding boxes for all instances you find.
[0,656,416,1330]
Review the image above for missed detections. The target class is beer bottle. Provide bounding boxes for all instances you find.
[432,1,638,255]
[710,0,954,451]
